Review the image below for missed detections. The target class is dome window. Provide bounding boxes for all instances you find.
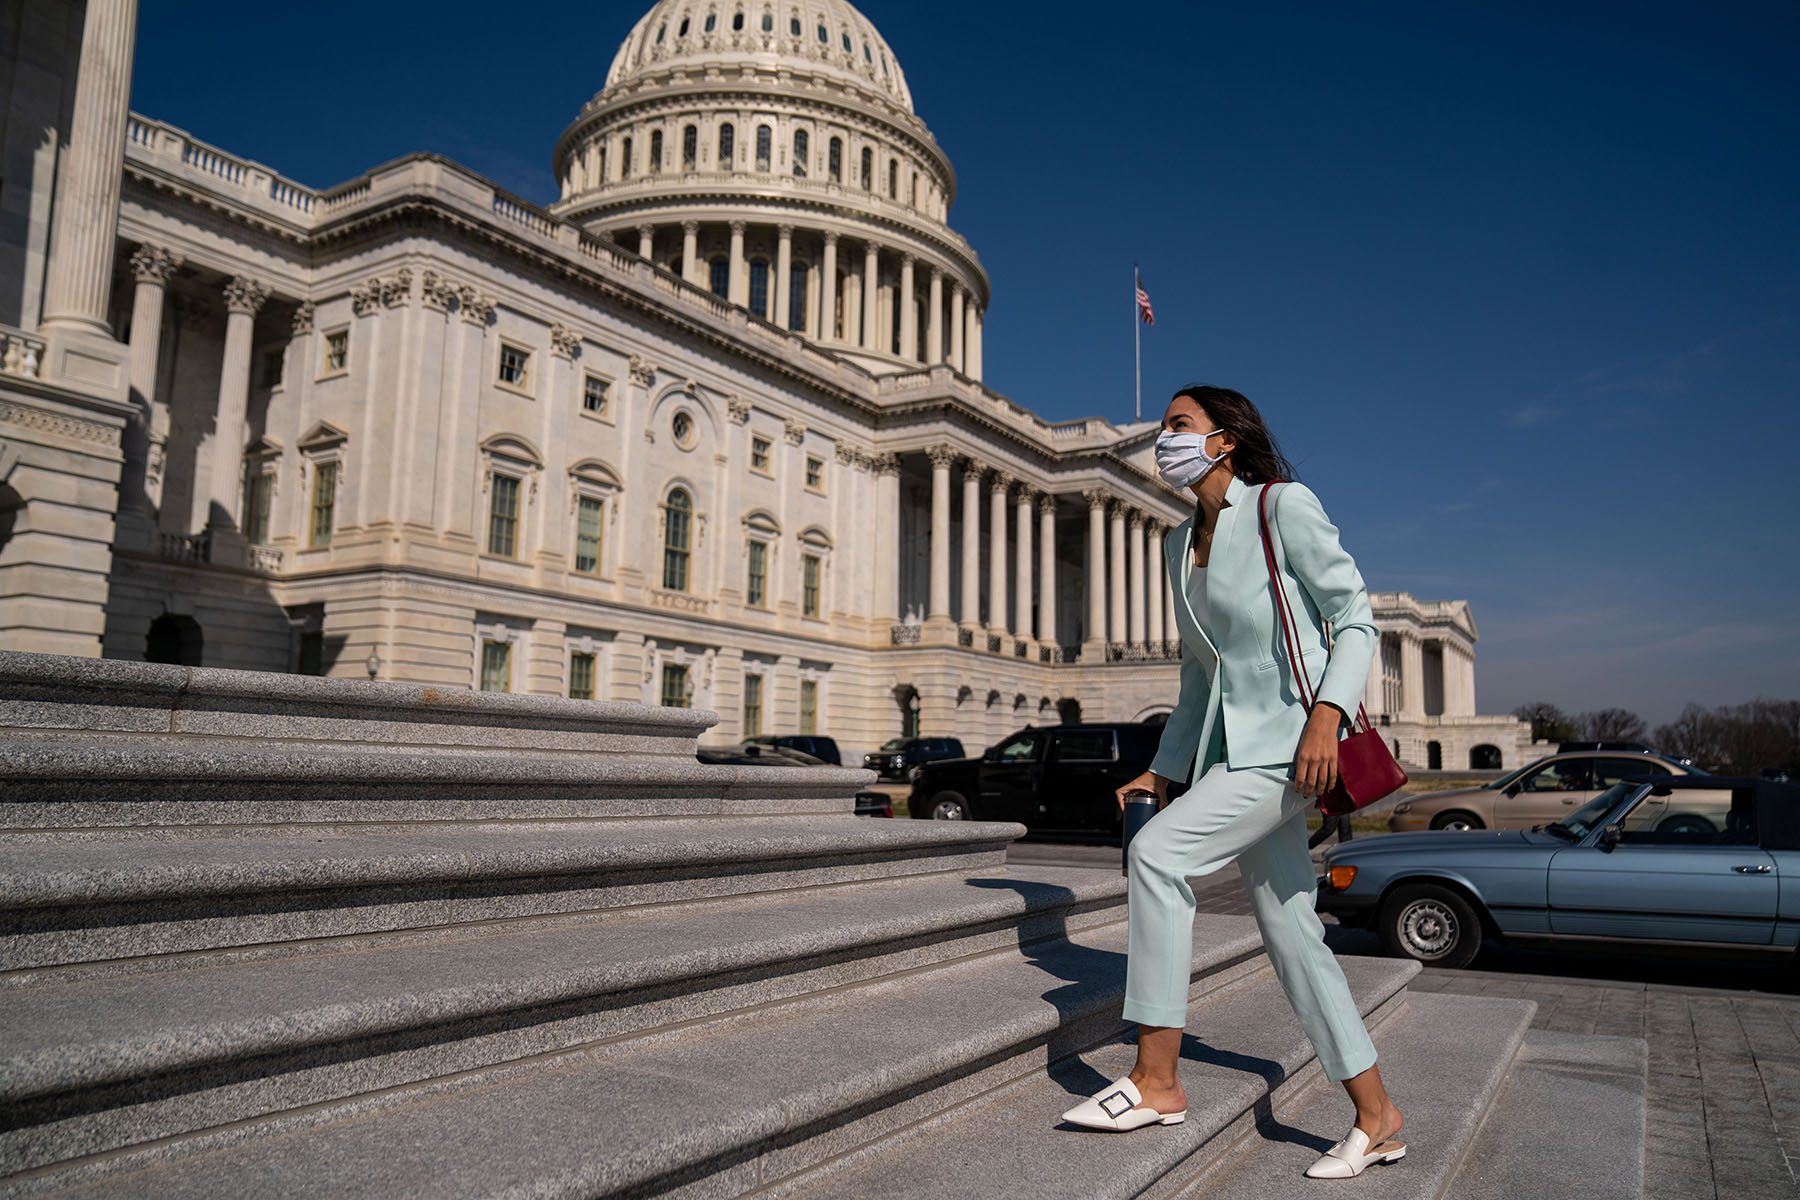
[708,256,730,298]
[827,136,842,182]
[748,259,770,318]
[787,262,809,331]
[732,11,744,31]
[792,129,809,177]
[656,23,666,42]
[755,125,772,172]
[704,13,716,33]
[863,42,871,63]
[678,16,689,36]
[650,130,663,173]
[762,11,773,32]
[859,146,872,190]
[718,122,735,166]
[816,22,827,42]
[841,31,852,53]
[887,158,897,199]
[683,124,698,169]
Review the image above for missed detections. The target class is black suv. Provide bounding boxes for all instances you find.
[863,736,966,780]
[908,722,1187,832]
[742,734,843,766]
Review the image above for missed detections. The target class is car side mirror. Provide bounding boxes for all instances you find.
[982,747,998,763]
[1600,824,1621,849]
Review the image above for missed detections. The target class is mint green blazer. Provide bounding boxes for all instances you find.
[1147,473,1379,783]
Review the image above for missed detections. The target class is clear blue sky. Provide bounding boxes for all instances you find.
[131,1,1799,729]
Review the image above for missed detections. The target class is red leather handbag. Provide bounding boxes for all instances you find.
[1258,482,1409,815]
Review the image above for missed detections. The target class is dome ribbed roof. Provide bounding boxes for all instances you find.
[604,1,914,113]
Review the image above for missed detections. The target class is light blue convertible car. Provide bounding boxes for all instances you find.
[1314,775,1800,969]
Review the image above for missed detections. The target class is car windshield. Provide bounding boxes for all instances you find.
[1556,783,1648,840]
[878,738,909,752]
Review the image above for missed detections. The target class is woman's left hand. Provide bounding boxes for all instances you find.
[1295,703,1345,799]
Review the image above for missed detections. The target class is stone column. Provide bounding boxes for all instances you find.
[926,444,954,623]
[899,254,917,360]
[959,455,982,629]
[987,470,1011,634]
[1401,632,1425,719]
[1127,510,1146,646]
[969,306,984,381]
[861,242,880,352]
[775,224,794,330]
[681,221,701,285]
[820,233,839,343]
[1146,519,1166,647]
[1108,499,1128,644]
[872,452,901,625]
[205,275,270,552]
[636,224,654,260]
[1082,489,1108,649]
[39,0,137,334]
[728,221,747,307]
[115,244,181,548]
[1037,494,1057,645]
[949,285,965,373]
[1163,527,1179,645]
[927,267,944,364]
[1014,483,1034,638]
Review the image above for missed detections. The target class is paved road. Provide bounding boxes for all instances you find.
[1006,832,1800,1195]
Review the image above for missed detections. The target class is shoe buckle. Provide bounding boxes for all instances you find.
[1098,1090,1134,1119]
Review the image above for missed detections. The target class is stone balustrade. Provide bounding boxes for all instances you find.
[0,328,44,379]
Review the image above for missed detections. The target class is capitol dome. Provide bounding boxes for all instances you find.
[604,0,915,115]
[551,0,990,381]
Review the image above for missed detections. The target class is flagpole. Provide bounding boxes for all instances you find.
[1133,262,1141,422]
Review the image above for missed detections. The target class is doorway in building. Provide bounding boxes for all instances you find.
[145,614,203,666]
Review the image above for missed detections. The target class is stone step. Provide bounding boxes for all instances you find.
[1446,1029,1648,1200]
[766,958,1431,1200]
[0,651,714,758]
[0,815,1025,972]
[0,735,877,825]
[1168,990,1536,1199]
[0,863,1134,1178]
[0,910,1315,1196]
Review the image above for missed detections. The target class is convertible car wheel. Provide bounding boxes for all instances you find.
[1379,883,1482,969]
[1429,811,1484,832]
[928,792,971,821]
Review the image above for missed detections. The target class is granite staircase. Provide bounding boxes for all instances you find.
[0,653,1645,1198]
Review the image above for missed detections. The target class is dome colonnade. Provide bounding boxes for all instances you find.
[550,0,987,380]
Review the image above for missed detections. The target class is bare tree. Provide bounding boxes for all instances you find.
[1576,708,1647,743]
[1513,701,1576,743]
[1654,698,1800,775]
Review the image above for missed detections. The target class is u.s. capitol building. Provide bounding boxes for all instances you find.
[1,0,1535,772]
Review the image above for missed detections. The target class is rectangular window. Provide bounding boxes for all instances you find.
[582,374,609,415]
[322,329,349,374]
[743,672,763,736]
[243,470,273,545]
[799,679,817,734]
[802,553,820,617]
[804,456,823,490]
[574,495,603,574]
[479,640,511,692]
[498,344,531,389]
[751,436,771,472]
[660,662,689,708]
[568,651,596,700]
[308,461,337,547]
[259,347,285,389]
[488,473,520,557]
[747,540,767,607]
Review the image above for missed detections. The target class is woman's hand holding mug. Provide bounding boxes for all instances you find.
[1115,770,1170,812]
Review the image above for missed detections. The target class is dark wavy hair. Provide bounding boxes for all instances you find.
[1167,384,1298,494]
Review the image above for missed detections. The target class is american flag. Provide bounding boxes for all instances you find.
[1135,273,1155,326]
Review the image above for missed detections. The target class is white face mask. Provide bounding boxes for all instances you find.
[1155,427,1229,491]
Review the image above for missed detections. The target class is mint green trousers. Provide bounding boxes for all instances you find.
[1121,754,1379,1082]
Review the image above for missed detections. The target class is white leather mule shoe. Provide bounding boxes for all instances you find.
[1303,1124,1407,1178]
[1059,1075,1187,1132]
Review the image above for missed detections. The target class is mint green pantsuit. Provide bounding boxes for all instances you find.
[1120,475,1379,1083]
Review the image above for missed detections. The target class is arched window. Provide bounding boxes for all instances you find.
[748,258,770,318]
[788,262,809,331]
[663,489,692,591]
[682,124,697,169]
[863,41,872,62]
[887,158,897,198]
[761,10,772,32]
[755,124,772,171]
[621,136,633,179]
[792,129,809,177]
[790,15,801,36]
[816,21,828,42]
[649,130,663,173]
[678,16,689,36]
[656,22,666,42]
[910,173,919,208]
[146,613,204,666]
[708,256,730,298]
[717,123,735,167]
[732,11,744,30]
[860,146,872,190]
[704,12,716,32]
[841,31,852,53]
[828,136,842,181]
[891,284,902,353]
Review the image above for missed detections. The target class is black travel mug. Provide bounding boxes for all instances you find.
[1120,788,1159,876]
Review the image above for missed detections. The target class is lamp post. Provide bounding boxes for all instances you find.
[365,649,381,680]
